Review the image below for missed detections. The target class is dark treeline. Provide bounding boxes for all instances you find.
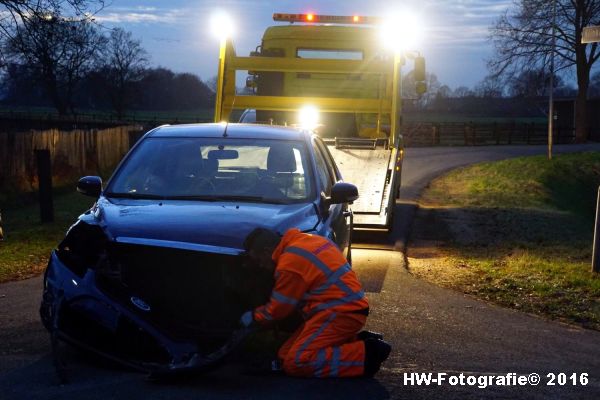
[0,1,214,117]
[1,1,599,122]
[401,68,600,118]
[2,64,215,113]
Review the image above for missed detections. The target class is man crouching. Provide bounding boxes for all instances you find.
[240,227,391,378]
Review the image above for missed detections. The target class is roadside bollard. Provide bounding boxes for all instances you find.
[593,186,600,273]
[36,149,54,223]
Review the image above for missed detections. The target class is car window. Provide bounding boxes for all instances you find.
[239,109,256,123]
[314,139,340,182]
[311,141,333,195]
[107,137,314,203]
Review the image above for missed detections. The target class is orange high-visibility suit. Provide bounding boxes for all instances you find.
[253,228,369,378]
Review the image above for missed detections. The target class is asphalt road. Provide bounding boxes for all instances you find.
[2,144,600,399]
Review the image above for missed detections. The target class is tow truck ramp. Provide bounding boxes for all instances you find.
[324,138,397,228]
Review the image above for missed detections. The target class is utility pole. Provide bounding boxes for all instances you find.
[547,0,556,160]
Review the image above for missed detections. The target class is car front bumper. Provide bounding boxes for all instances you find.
[40,251,251,376]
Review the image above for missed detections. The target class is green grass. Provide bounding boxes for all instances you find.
[423,152,600,217]
[0,189,93,282]
[416,152,600,329]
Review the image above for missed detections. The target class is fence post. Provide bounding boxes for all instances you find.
[494,122,500,145]
[432,123,440,146]
[35,149,54,223]
[509,121,514,144]
[593,186,600,273]
[470,122,476,145]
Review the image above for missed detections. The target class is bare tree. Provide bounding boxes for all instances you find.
[0,1,106,114]
[452,86,474,98]
[508,69,564,97]
[489,0,600,142]
[3,12,105,114]
[204,75,218,93]
[102,28,149,118]
[0,1,105,47]
[590,70,600,96]
[474,75,504,98]
[402,71,442,109]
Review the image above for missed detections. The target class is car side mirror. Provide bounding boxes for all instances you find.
[330,182,359,204]
[77,176,102,197]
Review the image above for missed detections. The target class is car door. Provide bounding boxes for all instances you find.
[311,138,351,258]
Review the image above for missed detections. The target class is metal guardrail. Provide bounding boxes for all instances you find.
[402,122,576,147]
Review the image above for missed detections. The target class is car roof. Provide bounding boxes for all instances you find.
[147,123,310,141]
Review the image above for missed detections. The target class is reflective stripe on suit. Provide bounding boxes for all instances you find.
[253,228,368,377]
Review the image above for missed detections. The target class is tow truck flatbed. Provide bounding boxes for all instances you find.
[325,138,397,228]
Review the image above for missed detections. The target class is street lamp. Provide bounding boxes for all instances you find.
[378,10,424,147]
[379,11,423,53]
[210,11,234,122]
[548,0,556,160]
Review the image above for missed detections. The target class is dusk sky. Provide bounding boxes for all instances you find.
[95,0,515,89]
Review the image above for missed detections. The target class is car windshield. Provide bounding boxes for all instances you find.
[107,137,314,204]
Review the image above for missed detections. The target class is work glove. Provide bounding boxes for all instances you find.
[240,310,255,328]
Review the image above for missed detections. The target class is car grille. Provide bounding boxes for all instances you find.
[96,242,273,341]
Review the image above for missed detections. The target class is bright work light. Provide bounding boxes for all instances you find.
[380,10,423,52]
[299,106,319,130]
[210,11,234,40]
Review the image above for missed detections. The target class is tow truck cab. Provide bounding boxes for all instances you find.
[214,13,426,229]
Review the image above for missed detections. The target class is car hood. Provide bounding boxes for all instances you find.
[87,197,319,250]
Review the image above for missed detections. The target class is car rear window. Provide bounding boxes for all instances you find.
[107,137,314,203]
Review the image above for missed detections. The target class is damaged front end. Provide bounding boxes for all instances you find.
[40,219,273,376]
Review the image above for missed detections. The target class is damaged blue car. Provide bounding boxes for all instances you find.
[40,123,358,376]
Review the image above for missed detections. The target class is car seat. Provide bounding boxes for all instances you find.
[170,146,215,195]
[197,157,218,192]
[256,144,296,199]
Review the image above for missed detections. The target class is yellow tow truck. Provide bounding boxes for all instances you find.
[213,12,426,230]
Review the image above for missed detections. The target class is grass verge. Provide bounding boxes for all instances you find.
[0,189,93,283]
[409,152,600,329]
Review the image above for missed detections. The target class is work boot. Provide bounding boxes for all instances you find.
[363,338,391,377]
[357,330,384,341]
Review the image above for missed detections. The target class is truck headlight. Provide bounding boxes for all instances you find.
[299,106,320,130]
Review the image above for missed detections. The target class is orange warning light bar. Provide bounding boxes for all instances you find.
[273,13,381,25]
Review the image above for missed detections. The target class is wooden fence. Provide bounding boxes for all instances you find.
[0,120,581,193]
[0,125,145,191]
[402,122,575,147]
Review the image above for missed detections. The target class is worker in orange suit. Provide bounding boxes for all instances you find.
[240,227,391,378]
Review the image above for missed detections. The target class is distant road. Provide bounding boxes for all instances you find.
[401,143,600,201]
[389,143,600,248]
